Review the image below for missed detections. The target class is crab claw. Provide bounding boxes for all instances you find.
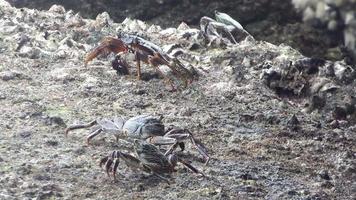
[64,120,98,138]
[85,37,128,66]
[178,158,205,177]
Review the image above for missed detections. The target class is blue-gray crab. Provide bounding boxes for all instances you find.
[65,115,210,164]
[99,139,204,182]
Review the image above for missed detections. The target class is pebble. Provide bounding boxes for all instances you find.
[0,71,21,81]
[48,116,66,127]
[48,5,66,14]
[18,130,32,138]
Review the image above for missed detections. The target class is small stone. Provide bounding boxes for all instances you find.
[333,106,347,120]
[287,114,300,131]
[48,5,65,14]
[180,107,194,116]
[177,22,190,30]
[318,169,331,180]
[321,181,334,188]
[160,28,177,36]
[49,66,74,82]
[49,116,66,127]
[133,89,147,95]
[82,76,98,89]
[307,95,326,112]
[45,140,59,147]
[95,12,112,27]
[188,43,201,50]
[18,46,42,59]
[147,24,162,33]
[73,147,86,155]
[329,120,339,129]
[18,131,32,138]
[288,190,298,196]
[0,0,11,8]
[0,71,21,81]
[136,184,145,192]
[33,174,51,181]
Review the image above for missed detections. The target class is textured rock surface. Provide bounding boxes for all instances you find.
[7,0,346,62]
[0,1,355,199]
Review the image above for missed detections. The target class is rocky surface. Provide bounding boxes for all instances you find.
[7,0,347,62]
[0,1,355,199]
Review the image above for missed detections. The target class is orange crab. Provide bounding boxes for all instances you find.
[85,33,197,90]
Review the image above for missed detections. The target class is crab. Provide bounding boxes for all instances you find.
[200,15,251,46]
[100,139,204,182]
[84,33,196,90]
[65,115,210,164]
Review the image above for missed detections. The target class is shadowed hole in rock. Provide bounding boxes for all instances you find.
[139,72,161,82]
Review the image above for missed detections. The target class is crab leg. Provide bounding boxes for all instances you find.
[100,150,144,180]
[178,158,205,176]
[141,165,170,184]
[147,54,176,91]
[85,37,128,66]
[135,51,142,80]
[149,130,211,164]
[86,128,102,145]
[65,120,98,136]
[150,53,189,87]
[168,58,193,87]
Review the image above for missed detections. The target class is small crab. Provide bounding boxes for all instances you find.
[65,115,210,164]
[100,139,204,182]
[200,14,252,46]
[85,33,196,90]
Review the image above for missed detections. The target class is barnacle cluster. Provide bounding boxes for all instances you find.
[291,0,356,63]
